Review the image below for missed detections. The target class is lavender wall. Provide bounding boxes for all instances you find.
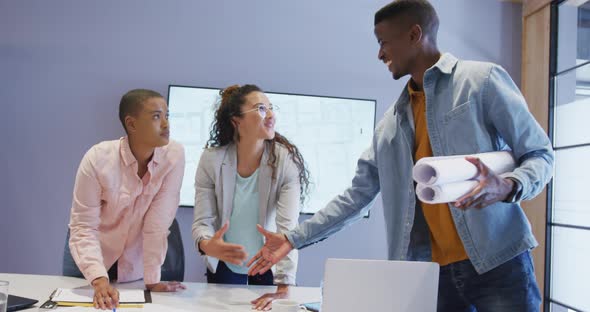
[0,0,522,286]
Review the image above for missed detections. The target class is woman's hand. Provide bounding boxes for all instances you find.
[199,222,248,266]
[91,277,119,310]
[251,284,290,311]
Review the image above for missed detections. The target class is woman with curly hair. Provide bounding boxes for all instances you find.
[192,84,310,311]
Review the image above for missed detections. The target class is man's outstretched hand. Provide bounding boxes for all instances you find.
[247,225,294,276]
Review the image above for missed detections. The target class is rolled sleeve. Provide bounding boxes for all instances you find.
[68,148,109,283]
[273,157,301,285]
[142,146,185,285]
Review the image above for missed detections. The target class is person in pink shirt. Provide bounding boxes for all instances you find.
[64,89,186,310]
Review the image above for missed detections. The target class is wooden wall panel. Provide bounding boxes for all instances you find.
[524,0,553,17]
[521,1,551,310]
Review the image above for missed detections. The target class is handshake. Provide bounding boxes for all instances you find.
[199,223,294,276]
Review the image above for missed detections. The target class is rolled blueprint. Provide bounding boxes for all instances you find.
[416,180,480,204]
[412,151,516,186]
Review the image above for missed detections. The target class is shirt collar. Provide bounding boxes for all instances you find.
[120,136,162,167]
[429,52,457,75]
[394,53,458,115]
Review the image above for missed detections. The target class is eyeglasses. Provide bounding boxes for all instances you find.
[241,103,279,118]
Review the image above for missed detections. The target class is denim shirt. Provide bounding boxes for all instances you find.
[286,53,554,274]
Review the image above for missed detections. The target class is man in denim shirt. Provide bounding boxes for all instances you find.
[248,1,553,311]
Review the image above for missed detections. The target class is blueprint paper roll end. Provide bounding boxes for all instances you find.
[416,181,479,204]
[413,163,438,185]
[416,184,436,204]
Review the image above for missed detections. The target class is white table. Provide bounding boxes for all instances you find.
[0,273,320,311]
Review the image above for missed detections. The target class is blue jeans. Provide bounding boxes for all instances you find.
[438,251,541,312]
[207,261,273,285]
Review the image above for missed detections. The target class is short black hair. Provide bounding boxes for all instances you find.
[118,89,163,133]
[374,0,439,42]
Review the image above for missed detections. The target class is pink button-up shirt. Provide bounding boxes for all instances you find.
[68,137,184,285]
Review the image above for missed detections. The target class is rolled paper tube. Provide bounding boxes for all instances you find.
[412,151,515,186]
[416,180,480,204]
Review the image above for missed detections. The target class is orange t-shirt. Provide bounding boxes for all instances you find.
[409,82,468,266]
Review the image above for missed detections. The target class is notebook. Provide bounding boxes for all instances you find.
[7,294,38,311]
[51,288,149,304]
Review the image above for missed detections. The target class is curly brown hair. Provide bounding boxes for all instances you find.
[206,84,311,204]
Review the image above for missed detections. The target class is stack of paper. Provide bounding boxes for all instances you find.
[52,288,146,303]
[53,304,185,312]
[51,288,147,308]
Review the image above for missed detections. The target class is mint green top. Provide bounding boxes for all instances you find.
[224,169,264,274]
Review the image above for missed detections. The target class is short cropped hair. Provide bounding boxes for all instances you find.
[374,0,439,42]
[118,89,163,132]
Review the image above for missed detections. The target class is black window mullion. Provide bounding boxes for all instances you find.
[548,298,584,312]
[550,222,590,231]
[554,142,590,150]
[546,2,559,311]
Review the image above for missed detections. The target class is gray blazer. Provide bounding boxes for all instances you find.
[192,142,300,285]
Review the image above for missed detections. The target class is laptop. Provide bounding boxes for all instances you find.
[7,295,38,311]
[319,259,439,312]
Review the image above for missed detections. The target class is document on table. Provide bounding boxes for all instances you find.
[54,304,185,312]
[52,288,146,303]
